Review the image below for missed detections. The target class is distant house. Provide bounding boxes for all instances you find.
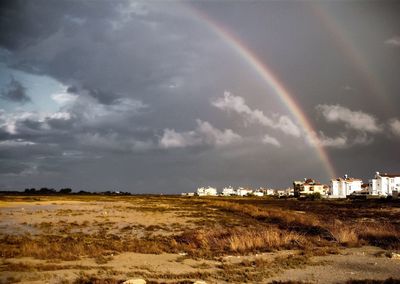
[253,191,264,197]
[369,172,400,196]
[275,188,293,197]
[237,187,253,196]
[264,188,276,196]
[293,178,328,197]
[285,187,295,196]
[222,186,236,196]
[330,174,362,198]
[196,186,218,196]
[275,189,286,197]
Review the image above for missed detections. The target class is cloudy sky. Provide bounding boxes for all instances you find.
[0,0,399,193]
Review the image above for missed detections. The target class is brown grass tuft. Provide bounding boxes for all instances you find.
[209,201,321,228]
[0,233,167,260]
[174,226,307,256]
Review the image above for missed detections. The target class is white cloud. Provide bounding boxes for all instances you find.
[196,120,241,146]
[316,132,348,148]
[212,91,301,137]
[0,139,36,147]
[159,129,199,148]
[320,136,347,148]
[47,112,71,120]
[261,134,281,147]
[51,92,77,104]
[389,119,400,137]
[306,130,375,149]
[159,119,241,149]
[0,110,72,134]
[316,104,382,133]
[68,95,147,126]
[385,36,400,47]
[78,132,154,152]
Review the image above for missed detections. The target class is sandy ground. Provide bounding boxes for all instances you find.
[1,247,399,283]
[265,246,400,283]
[0,198,196,236]
[1,197,399,283]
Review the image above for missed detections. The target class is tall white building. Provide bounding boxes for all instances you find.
[196,186,218,196]
[330,175,362,198]
[369,172,400,196]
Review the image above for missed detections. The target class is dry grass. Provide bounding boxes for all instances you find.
[215,253,315,283]
[74,273,122,284]
[173,226,307,257]
[0,233,167,261]
[0,261,92,272]
[71,253,315,284]
[209,200,321,228]
[355,222,400,249]
[345,279,400,284]
[1,194,400,284]
[206,199,400,250]
[326,220,400,249]
[2,196,399,261]
[327,220,359,246]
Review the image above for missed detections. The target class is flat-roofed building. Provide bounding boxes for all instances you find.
[330,174,363,198]
[369,172,400,196]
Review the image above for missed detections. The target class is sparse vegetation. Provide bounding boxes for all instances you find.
[0,194,399,283]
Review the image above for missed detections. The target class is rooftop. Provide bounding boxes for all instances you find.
[378,173,400,178]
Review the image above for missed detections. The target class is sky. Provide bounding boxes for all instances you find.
[0,0,399,193]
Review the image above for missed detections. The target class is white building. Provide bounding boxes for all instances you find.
[369,172,400,196]
[253,191,264,197]
[264,188,276,196]
[197,186,218,196]
[237,187,253,196]
[181,192,195,196]
[285,187,295,196]
[276,188,291,197]
[222,186,236,196]
[330,175,362,198]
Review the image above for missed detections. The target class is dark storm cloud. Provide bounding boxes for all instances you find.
[0,0,211,106]
[66,85,78,93]
[0,159,28,175]
[0,0,399,192]
[0,0,119,50]
[1,77,30,103]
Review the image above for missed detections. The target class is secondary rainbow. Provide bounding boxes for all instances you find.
[311,3,392,112]
[186,5,337,179]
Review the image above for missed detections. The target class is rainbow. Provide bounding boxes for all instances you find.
[185,5,337,179]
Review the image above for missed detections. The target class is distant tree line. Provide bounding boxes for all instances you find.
[24,187,72,194]
[0,188,132,195]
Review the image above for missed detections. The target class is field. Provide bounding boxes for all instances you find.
[1,195,400,284]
